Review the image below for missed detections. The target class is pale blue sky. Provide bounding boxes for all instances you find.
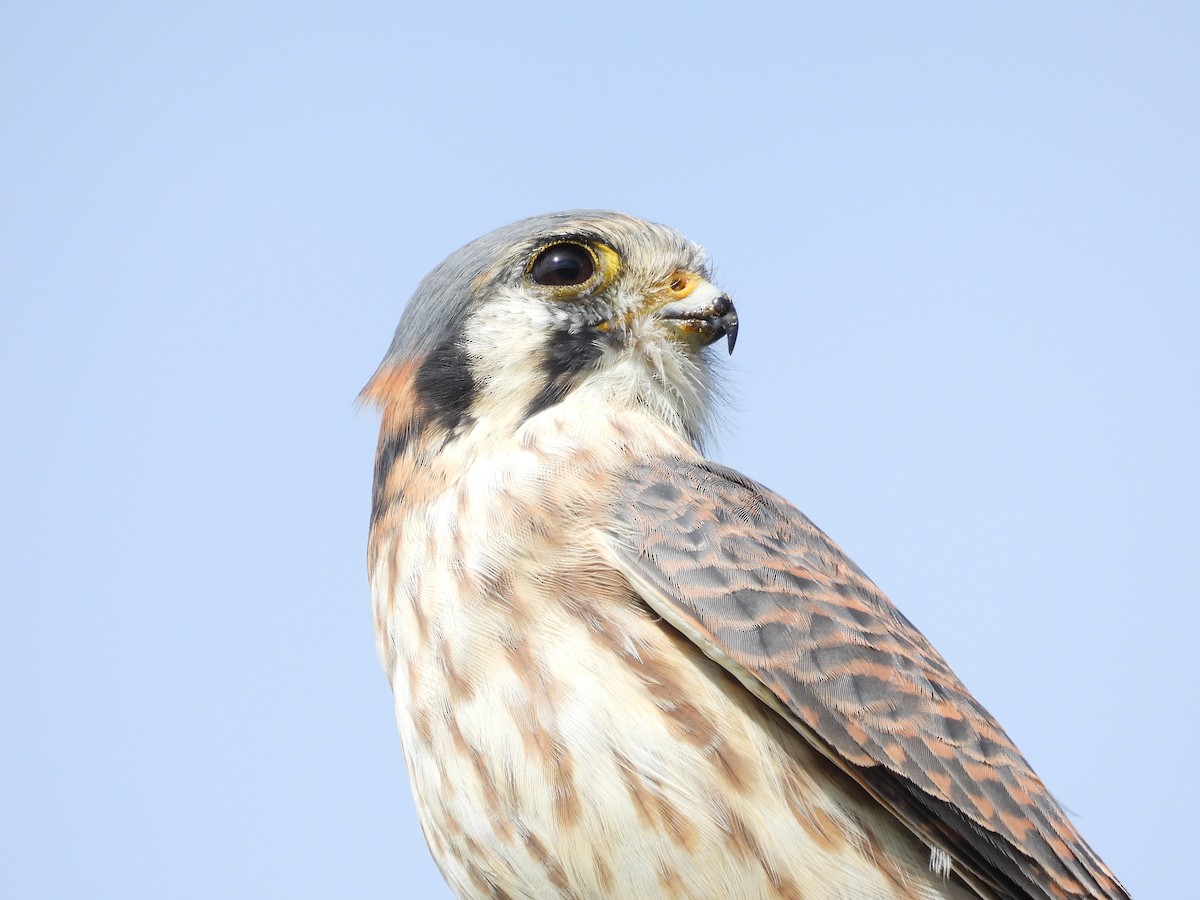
[3,3,1196,897]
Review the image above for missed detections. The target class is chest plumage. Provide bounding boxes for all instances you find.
[370,407,971,900]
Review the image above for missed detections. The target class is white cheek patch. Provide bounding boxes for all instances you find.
[459,289,557,414]
[464,288,554,363]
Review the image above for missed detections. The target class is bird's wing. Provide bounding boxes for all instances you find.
[598,455,1127,900]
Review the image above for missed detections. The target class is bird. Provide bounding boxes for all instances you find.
[362,210,1127,899]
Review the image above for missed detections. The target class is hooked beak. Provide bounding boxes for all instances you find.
[654,286,740,355]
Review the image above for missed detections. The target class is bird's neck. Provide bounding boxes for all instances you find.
[365,357,707,564]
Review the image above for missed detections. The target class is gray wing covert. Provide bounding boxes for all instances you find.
[600,456,1127,900]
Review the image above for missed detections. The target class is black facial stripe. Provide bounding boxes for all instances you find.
[371,427,410,526]
[414,320,476,434]
[525,321,609,418]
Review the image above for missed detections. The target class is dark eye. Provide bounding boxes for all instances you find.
[530,243,596,287]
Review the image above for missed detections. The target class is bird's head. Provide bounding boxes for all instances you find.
[362,210,736,451]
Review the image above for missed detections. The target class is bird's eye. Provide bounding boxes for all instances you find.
[530,243,596,287]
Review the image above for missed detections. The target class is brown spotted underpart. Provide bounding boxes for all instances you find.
[368,365,983,899]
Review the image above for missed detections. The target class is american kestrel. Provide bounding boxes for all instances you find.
[363,211,1127,899]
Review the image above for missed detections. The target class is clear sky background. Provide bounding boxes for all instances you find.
[3,4,1196,898]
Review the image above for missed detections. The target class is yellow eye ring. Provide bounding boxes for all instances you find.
[528,242,597,287]
[526,240,621,298]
